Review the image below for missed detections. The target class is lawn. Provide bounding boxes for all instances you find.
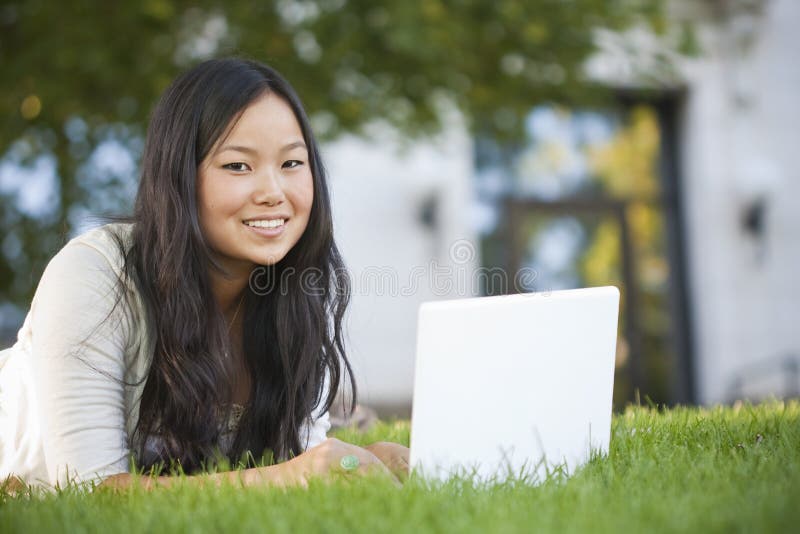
[1,399,798,533]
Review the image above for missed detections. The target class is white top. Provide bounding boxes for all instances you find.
[0,223,330,489]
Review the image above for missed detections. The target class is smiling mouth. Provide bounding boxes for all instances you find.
[242,218,288,229]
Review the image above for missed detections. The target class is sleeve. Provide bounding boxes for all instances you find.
[29,241,132,488]
[301,373,332,451]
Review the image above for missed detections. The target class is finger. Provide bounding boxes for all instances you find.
[352,454,402,485]
[335,449,382,475]
[366,444,409,479]
[334,444,403,485]
[387,457,409,482]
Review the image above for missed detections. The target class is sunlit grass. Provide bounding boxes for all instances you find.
[1,399,798,533]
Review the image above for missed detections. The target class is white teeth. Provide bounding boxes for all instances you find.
[245,219,285,228]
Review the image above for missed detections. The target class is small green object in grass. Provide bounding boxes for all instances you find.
[340,454,360,471]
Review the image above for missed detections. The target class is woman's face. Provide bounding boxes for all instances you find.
[197,93,314,276]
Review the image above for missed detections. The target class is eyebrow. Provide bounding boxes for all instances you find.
[280,141,308,152]
[217,141,307,155]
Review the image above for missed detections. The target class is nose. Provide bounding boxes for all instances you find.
[253,169,286,206]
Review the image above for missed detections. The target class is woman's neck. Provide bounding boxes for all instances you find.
[208,264,252,406]
[208,266,250,317]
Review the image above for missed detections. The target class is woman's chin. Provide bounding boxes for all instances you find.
[251,249,288,267]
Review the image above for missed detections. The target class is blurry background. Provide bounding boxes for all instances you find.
[1,0,798,415]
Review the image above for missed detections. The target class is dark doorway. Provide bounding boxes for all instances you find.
[474,92,695,409]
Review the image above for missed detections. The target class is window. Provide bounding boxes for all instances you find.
[474,96,693,409]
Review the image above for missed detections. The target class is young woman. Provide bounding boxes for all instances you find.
[0,58,409,491]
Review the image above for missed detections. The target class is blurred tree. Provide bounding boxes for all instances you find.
[0,0,674,319]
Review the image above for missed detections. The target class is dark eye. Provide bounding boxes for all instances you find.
[223,162,251,172]
[282,160,304,169]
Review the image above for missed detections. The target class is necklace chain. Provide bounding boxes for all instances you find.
[227,292,245,334]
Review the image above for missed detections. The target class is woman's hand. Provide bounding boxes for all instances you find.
[363,442,410,481]
[283,438,401,487]
[99,439,406,491]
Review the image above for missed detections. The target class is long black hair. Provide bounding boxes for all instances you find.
[107,58,355,473]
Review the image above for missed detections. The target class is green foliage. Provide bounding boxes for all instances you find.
[1,0,669,142]
[0,0,673,316]
[1,400,798,532]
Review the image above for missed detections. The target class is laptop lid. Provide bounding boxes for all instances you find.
[409,286,620,483]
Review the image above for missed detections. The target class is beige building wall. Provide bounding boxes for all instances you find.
[679,0,800,403]
[324,121,478,414]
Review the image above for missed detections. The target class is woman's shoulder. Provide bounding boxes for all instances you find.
[65,223,133,255]
[46,222,135,282]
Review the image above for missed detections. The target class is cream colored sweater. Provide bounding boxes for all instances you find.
[0,223,330,489]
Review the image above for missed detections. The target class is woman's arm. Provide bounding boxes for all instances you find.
[98,461,297,491]
[30,241,134,488]
[98,438,400,490]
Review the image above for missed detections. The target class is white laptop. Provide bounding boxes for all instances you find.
[409,286,620,483]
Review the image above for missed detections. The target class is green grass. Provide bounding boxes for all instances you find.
[1,400,798,533]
